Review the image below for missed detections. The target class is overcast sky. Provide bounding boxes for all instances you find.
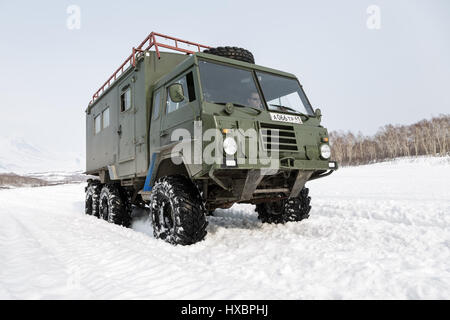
[0,0,449,156]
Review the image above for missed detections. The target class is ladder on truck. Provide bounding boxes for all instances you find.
[89,32,211,105]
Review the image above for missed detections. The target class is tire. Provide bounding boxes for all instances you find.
[98,184,131,227]
[203,46,255,64]
[85,180,102,217]
[256,188,312,224]
[150,175,208,245]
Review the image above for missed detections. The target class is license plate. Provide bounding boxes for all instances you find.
[269,112,303,124]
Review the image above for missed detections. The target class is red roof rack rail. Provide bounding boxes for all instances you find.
[89,32,211,105]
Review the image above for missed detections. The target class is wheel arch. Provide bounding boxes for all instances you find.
[143,153,191,192]
[155,158,190,180]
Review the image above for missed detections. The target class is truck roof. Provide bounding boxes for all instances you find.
[87,32,210,108]
[86,32,299,112]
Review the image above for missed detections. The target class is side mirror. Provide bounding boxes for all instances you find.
[315,108,322,120]
[169,83,185,103]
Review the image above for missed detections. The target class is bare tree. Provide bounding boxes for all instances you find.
[329,114,449,166]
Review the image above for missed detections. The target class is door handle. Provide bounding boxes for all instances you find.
[117,125,122,136]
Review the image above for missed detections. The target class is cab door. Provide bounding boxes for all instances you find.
[160,70,199,146]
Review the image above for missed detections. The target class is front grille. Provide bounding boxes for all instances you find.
[260,123,298,152]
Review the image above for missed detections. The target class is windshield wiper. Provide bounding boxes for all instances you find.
[269,104,310,119]
[214,102,262,114]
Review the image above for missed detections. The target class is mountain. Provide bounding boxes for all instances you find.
[0,136,83,174]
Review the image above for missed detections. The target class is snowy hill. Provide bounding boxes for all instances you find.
[0,156,449,299]
[0,136,83,174]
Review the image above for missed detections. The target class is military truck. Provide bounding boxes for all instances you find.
[85,32,337,245]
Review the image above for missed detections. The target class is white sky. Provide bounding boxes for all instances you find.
[1,0,449,156]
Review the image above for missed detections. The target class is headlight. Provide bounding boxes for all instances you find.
[320,144,331,159]
[223,137,237,155]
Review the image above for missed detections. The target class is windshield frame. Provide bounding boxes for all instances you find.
[197,58,315,116]
[197,59,266,110]
[255,70,315,116]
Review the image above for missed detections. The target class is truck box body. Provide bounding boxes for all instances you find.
[85,51,188,179]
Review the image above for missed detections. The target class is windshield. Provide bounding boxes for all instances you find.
[198,61,264,109]
[256,72,314,115]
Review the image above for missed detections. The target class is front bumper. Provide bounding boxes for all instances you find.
[203,159,338,200]
[213,159,338,171]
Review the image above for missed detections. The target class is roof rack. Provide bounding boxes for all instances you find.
[89,32,211,105]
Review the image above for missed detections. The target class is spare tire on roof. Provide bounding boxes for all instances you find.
[203,46,255,64]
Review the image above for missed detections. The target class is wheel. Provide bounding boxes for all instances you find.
[203,46,255,64]
[256,188,312,224]
[98,184,131,227]
[85,180,102,217]
[150,175,208,245]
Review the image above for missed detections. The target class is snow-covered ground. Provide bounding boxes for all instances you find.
[0,157,449,299]
[25,171,90,184]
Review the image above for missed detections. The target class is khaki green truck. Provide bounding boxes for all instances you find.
[85,32,337,245]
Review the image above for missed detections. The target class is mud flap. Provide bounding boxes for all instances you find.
[241,169,278,201]
[290,171,313,198]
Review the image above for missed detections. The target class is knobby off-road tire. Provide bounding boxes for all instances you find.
[256,188,312,224]
[98,184,131,227]
[203,46,255,64]
[150,175,208,245]
[85,180,102,217]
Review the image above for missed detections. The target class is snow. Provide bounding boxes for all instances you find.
[25,171,89,184]
[0,157,449,299]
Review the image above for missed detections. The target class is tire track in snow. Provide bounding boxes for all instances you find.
[0,187,284,299]
[0,157,449,299]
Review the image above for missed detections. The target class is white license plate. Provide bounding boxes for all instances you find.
[269,112,303,124]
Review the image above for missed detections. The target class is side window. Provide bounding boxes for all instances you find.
[94,107,110,135]
[120,86,131,112]
[152,90,161,120]
[102,107,110,129]
[186,72,196,102]
[95,114,101,134]
[166,72,196,114]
